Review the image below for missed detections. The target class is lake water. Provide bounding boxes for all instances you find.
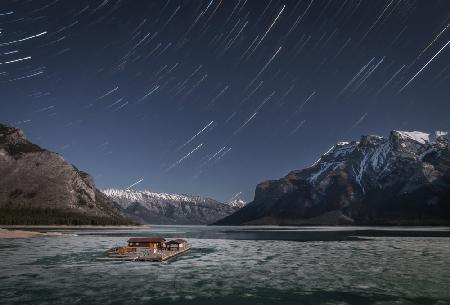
[1,226,450,305]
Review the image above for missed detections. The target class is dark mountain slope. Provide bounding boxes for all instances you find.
[216,130,450,225]
[0,124,133,225]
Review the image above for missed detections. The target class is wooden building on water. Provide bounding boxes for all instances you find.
[127,237,166,252]
[103,237,191,261]
[166,239,188,250]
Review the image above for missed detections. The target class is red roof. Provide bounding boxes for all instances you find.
[166,239,187,245]
[127,237,166,243]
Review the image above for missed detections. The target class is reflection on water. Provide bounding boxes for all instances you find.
[1,226,449,305]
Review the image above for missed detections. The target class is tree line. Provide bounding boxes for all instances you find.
[0,208,134,225]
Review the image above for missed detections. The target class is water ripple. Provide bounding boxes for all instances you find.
[0,226,449,305]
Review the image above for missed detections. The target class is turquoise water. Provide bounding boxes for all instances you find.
[1,226,450,305]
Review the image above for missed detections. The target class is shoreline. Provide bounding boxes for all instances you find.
[0,225,146,229]
[0,225,147,238]
[0,228,64,239]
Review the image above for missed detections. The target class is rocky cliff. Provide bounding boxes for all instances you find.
[0,124,133,225]
[102,189,240,225]
[216,130,450,225]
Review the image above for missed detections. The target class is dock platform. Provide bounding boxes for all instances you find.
[136,247,191,261]
[98,237,191,262]
[97,247,191,262]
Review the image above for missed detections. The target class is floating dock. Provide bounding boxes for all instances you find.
[136,247,191,262]
[97,248,191,262]
[97,237,191,262]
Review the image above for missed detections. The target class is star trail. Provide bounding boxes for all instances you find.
[0,0,449,202]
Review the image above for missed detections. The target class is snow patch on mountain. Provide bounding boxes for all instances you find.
[393,130,430,144]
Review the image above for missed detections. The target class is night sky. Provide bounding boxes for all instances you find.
[1,0,449,202]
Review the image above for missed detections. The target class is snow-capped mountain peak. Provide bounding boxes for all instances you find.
[218,129,450,226]
[307,130,449,193]
[392,130,430,144]
[102,188,200,208]
[227,199,247,208]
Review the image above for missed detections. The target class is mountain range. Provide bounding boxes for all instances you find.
[216,130,450,225]
[102,189,241,224]
[0,123,242,225]
[2,123,449,226]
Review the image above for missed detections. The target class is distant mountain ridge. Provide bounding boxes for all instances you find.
[0,123,133,225]
[102,188,240,224]
[216,130,450,226]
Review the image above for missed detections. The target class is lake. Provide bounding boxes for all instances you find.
[1,226,450,305]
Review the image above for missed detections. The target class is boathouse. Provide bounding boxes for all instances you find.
[166,239,188,250]
[127,237,166,250]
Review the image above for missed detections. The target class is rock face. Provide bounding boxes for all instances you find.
[102,189,240,225]
[0,124,133,225]
[216,130,450,226]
